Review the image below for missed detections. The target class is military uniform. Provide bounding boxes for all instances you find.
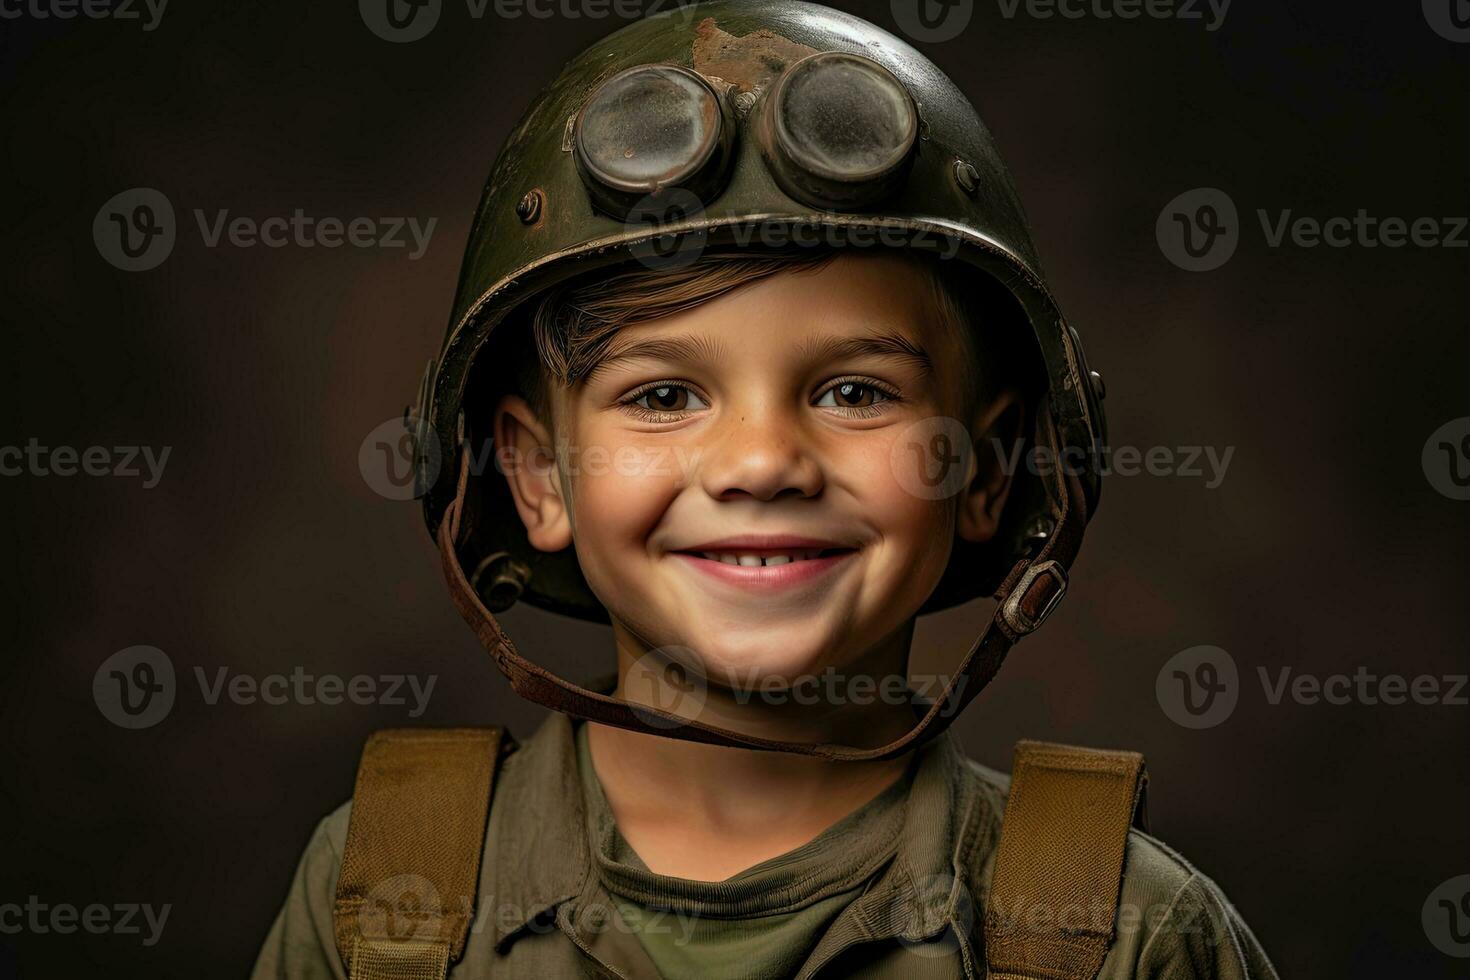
[252,706,1276,979]
[252,2,1280,977]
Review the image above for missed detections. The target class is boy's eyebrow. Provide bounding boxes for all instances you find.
[586,334,731,380]
[794,332,936,379]
[586,330,935,380]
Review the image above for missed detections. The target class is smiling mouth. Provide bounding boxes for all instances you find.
[681,548,853,567]
[669,546,859,591]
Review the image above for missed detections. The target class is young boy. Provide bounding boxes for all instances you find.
[253,3,1278,978]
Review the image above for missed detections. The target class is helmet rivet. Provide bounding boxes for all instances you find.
[515,190,543,225]
[470,552,531,612]
[953,159,980,195]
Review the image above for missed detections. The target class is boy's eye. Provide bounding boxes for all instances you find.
[628,384,708,416]
[814,380,893,412]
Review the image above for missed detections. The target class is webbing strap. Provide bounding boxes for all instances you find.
[436,440,1090,761]
[333,728,507,980]
[984,740,1148,980]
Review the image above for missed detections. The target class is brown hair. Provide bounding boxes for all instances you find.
[507,247,1026,432]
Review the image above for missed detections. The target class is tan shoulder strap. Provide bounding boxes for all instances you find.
[332,727,509,980]
[984,739,1148,980]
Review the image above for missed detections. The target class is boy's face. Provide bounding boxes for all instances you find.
[496,253,1017,692]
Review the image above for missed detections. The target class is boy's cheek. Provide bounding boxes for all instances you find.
[874,486,958,573]
[838,436,953,527]
[840,438,959,567]
[567,442,686,547]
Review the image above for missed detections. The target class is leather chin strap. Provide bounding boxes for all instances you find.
[435,462,1088,762]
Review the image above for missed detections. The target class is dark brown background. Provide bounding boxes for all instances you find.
[2,0,1467,976]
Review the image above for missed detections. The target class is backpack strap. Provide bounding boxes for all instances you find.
[332,727,509,980]
[983,739,1148,980]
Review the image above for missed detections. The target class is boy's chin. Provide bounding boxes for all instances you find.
[691,641,849,693]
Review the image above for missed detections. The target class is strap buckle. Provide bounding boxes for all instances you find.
[1000,560,1067,635]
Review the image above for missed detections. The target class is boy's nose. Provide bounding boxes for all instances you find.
[696,408,824,502]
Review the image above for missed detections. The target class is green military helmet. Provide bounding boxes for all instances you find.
[411,0,1106,757]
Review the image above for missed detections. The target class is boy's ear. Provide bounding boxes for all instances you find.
[956,389,1023,544]
[493,394,573,552]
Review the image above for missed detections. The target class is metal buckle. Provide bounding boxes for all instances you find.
[1000,560,1068,635]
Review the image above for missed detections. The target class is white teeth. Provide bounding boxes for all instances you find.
[695,549,827,566]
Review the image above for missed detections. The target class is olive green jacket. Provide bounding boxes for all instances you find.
[251,711,1278,979]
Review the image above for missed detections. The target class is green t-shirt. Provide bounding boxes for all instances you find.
[574,722,914,980]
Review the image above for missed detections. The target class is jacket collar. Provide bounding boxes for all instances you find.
[481,693,1000,968]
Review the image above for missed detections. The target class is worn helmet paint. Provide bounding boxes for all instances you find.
[414,0,1105,629]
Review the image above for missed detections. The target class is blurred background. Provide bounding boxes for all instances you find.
[2,0,1467,976]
